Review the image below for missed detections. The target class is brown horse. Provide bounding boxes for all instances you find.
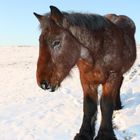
[34,6,136,140]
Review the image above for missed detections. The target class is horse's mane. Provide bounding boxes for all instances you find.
[42,12,109,31]
[63,12,109,30]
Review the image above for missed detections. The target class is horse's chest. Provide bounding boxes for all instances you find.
[78,60,108,84]
[86,67,108,84]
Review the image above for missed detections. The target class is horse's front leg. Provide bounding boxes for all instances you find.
[74,74,98,140]
[95,73,123,140]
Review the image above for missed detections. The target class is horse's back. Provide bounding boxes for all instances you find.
[104,14,136,35]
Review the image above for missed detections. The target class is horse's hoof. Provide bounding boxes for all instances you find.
[94,132,117,140]
[74,133,92,140]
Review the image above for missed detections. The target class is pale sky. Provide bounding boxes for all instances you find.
[0,0,139,46]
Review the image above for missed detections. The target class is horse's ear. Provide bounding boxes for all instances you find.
[33,12,44,23]
[50,6,64,26]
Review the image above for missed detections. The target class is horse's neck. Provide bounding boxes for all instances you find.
[68,26,103,59]
[69,26,93,48]
[68,26,103,55]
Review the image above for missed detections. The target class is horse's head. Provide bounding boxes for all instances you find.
[34,7,82,92]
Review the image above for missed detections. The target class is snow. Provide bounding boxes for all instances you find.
[0,45,140,140]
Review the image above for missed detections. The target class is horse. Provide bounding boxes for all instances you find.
[34,6,136,140]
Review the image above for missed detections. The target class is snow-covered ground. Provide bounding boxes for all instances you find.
[0,45,140,140]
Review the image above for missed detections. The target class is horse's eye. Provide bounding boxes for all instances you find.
[51,40,60,49]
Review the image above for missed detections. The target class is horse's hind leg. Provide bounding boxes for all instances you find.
[74,74,98,140]
[113,76,123,110]
[95,73,122,140]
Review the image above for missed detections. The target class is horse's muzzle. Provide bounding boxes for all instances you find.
[40,80,58,92]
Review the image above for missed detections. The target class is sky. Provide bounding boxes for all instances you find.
[0,0,139,46]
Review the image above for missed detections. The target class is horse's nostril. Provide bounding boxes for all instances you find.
[40,80,50,90]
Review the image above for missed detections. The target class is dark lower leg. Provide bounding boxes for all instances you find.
[114,92,122,110]
[100,96,114,134]
[114,76,123,110]
[74,95,97,140]
[95,96,116,140]
[95,74,121,140]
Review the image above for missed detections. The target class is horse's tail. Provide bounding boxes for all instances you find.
[104,14,136,35]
